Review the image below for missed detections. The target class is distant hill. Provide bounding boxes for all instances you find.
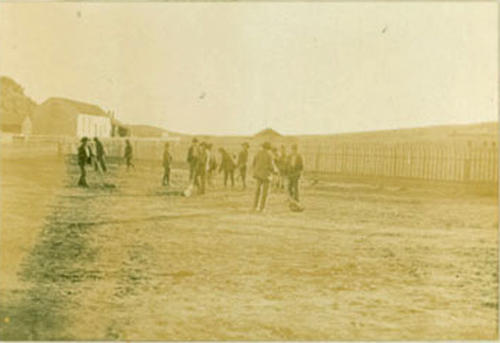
[254,128,282,138]
[0,76,37,133]
[128,124,185,138]
[296,122,498,143]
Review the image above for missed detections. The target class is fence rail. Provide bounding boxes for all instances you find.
[1,134,498,183]
[299,141,498,183]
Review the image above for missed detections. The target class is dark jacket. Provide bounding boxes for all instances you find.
[95,140,105,158]
[78,144,89,166]
[238,149,248,167]
[187,145,198,164]
[219,151,235,172]
[287,153,304,178]
[163,149,173,168]
[124,144,133,159]
[253,149,274,181]
[196,147,208,173]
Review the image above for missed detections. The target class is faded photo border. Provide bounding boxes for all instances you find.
[0,0,498,342]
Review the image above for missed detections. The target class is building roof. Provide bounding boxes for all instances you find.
[41,97,108,118]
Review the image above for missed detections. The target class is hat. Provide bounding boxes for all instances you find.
[262,142,271,150]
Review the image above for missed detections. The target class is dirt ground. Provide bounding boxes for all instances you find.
[0,156,498,340]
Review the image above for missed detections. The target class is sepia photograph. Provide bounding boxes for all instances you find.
[0,1,498,340]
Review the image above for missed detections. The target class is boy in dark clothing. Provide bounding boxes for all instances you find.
[162,142,173,186]
[218,148,235,188]
[237,143,249,189]
[124,139,134,171]
[287,144,304,202]
[93,137,107,173]
[77,137,90,187]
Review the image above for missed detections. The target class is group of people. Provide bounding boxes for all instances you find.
[77,137,134,187]
[77,136,108,187]
[184,138,250,194]
[252,141,304,212]
[183,137,304,212]
[77,136,304,212]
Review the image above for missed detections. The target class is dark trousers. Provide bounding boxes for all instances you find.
[196,170,206,194]
[254,177,270,210]
[78,164,88,187]
[239,166,247,188]
[125,157,134,170]
[95,156,107,172]
[224,169,234,187]
[288,176,300,201]
[163,166,171,185]
[189,163,197,182]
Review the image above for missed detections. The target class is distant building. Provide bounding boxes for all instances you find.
[33,97,127,137]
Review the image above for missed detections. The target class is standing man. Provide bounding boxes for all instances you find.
[252,142,275,212]
[196,142,208,195]
[162,142,173,186]
[237,143,249,189]
[218,148,235,188]
[187,138,199,183]
[206,143,217,187]
[278,144,288,190]
[124,139,135,171]
[77,137,90,187]
[94,137,107,173]
[287,144,304,202]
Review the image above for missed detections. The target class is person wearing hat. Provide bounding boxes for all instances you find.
[162,142,173,186]
[187,138,199,182]
[287,143,304,202]
[77,137,90,187]
[218,147,235,188]
[237,142,250,189]
[252,141,276,212]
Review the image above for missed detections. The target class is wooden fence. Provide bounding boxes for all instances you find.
[299,141,498,183]
[1,134,498,183]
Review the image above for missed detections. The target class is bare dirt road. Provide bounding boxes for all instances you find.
[0,157,497,340]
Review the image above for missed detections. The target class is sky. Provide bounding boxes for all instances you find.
[0,2,497,136]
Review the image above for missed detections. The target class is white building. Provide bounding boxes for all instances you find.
[33,97,114,138]
[76,113,112,138]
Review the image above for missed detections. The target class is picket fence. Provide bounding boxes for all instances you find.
[1,135,498,183]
